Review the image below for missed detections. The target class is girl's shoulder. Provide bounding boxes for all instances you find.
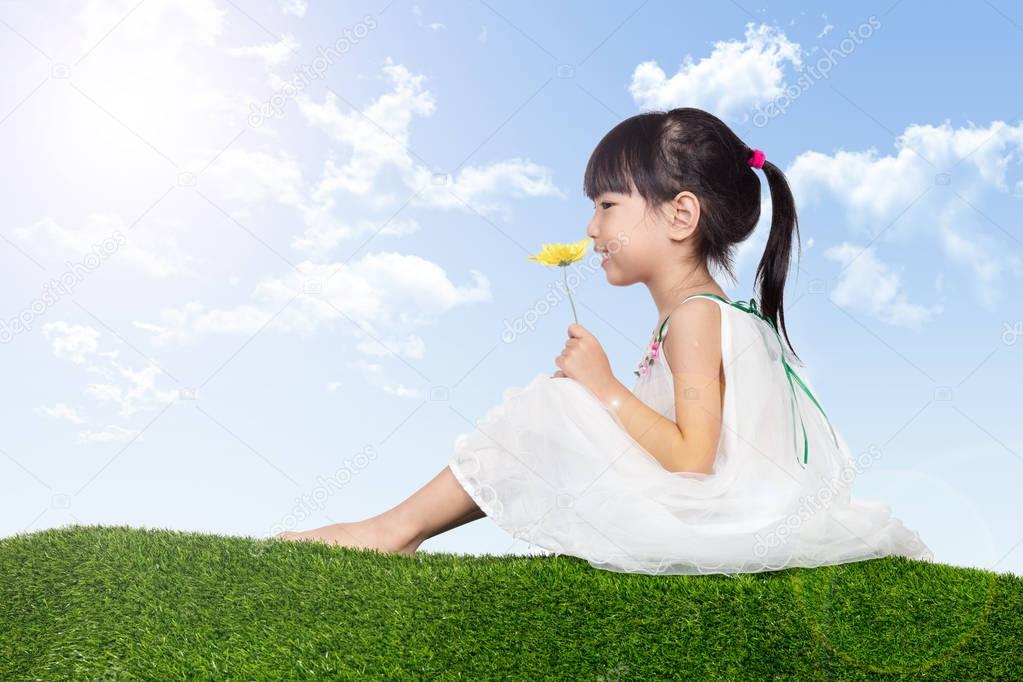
[657,292,732,343]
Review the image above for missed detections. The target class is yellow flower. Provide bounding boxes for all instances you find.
[528,238,589,324]
[527,238,590,266]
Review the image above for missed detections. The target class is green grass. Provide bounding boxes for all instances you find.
[1,525,1019,680]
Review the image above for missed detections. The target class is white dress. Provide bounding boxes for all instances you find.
[447,292,934,576]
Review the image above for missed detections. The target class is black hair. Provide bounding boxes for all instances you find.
[583,106,803,364]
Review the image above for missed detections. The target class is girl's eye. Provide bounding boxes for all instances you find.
[600,202,614,210]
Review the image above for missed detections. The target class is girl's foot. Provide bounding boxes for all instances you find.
[274,517,421,555]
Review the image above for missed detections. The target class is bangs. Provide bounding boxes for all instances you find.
[583,112,663,201]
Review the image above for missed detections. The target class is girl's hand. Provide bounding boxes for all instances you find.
[554,323,616,396]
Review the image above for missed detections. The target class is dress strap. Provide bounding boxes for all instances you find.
[655,292,724,344]
[657,292,841,470]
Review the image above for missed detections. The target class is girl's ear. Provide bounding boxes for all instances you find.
[668,191,700,240]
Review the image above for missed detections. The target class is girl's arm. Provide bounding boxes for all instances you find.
[593,301,723,475]
[589,384,699,474]
[594,380,713,474]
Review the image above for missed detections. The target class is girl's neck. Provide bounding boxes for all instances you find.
[647,266,724,335]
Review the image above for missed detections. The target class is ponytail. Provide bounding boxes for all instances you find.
[753,157,803,366]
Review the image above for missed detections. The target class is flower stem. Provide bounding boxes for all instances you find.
[563,266,578,324]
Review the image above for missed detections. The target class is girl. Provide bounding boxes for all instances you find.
[277,107,934,576]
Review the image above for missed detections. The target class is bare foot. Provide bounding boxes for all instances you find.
[274,517,420,555]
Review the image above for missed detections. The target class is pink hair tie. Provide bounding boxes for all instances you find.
[747,148,766,169]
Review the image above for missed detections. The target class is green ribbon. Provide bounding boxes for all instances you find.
[679,293,840,469]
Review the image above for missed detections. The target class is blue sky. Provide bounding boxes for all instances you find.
[1,0,1021,577]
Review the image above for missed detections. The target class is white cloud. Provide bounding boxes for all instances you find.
[789,120,1023,231]
[817,14,834,39]
[77,425,138,444]
[42,323,101,366]
[281,0,308,17]
[407,159,564,221]
[299,60,436,196]
[136,253,491,347]
[186,145,423,256]
[381,383,426,399]
[344,359,424,399]
[347,358,384,375]
[788,148,930,232]
[84,364,178,419]
[14,214,195,279]
[629,23,802,119]
[227,34,301,68]
[34,403,89,425]
[412,4,447,31]
[151,59,561,262]
[938,221,1022,308]
[133,301,275,345]
[42,323,177,422]
[197,147,306,208]
[84,383,123,403]
[788,118,1023,310]
[356,334,426,360]
[297,58,562,222]
[825,242,942,329]
[291,210,421,254]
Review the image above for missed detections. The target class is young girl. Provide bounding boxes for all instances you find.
[277,107,934,576]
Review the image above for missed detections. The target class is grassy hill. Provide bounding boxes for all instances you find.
[1,525,1020,680]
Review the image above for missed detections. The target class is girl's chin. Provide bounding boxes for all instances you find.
[602,260,635,285]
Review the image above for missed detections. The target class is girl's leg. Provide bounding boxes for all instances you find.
[276,465,486,554]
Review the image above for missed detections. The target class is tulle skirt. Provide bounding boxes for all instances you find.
[447,372,933,576]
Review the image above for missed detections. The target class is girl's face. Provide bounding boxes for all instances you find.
[586,189,672,286]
